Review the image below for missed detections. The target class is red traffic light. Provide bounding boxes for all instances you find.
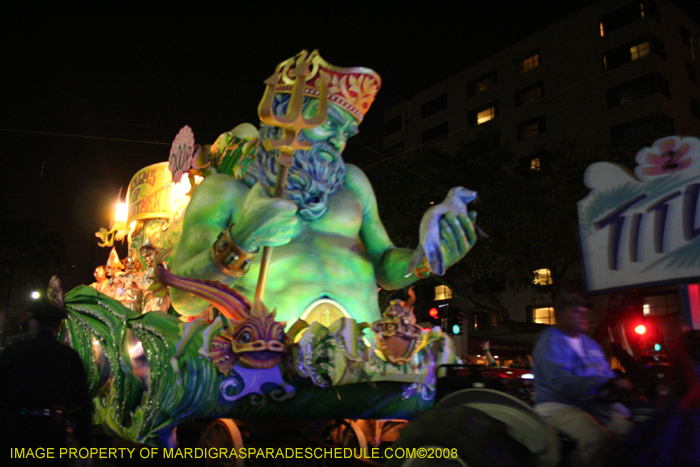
[634,324,646,335]
[429,308,439,319]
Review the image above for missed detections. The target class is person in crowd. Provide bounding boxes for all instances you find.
[0,299,93,465]
[532,293,633,467]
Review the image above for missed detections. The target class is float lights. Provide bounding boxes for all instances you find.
[114,202,128,224]
[634,324,647,335]
[30,291,40,300]
[112,199,129,243]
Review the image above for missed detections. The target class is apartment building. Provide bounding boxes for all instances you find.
[384,0,700,166]
[384,0,700,353]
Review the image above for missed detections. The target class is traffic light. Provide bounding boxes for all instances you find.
[624,318,663,355]
[447,308,464,335]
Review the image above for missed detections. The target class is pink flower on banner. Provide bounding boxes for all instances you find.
[637,137,692,176]
[169,126,195,183]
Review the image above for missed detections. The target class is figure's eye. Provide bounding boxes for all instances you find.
[277,331,285,343]
[239,332,252,343]
[325,120,336,128]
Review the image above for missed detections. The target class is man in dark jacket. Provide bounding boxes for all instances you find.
[0,299,92,465]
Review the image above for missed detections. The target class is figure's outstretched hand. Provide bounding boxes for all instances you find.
[438,210,478,271]
[229,183,299,251]
[407,187,478,277]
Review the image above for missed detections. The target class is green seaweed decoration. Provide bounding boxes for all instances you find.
[61,287,143,430]
[61,286,215,446]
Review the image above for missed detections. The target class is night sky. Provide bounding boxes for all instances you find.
[2,1,699,291]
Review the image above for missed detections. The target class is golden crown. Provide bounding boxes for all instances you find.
[270,49,381,122]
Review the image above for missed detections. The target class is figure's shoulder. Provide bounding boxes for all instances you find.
[344,164,375,203]
[189,174,249,210]
[344,163,370,185]
[198,173,248,192]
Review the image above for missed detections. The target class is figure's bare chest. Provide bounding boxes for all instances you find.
[301,189,363,238]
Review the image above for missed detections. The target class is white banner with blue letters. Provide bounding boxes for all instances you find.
[578,136,700,292]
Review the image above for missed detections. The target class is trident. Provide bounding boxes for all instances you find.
[254,50,329,301]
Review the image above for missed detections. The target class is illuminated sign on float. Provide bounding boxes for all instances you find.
[578,136,700,292]
[126,162,173,223]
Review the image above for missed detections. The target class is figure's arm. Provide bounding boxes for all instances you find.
[346,165,477,289]
[345,165,422,290]
[170,174,298,316]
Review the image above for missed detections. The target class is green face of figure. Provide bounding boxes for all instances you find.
[300,100,360,156]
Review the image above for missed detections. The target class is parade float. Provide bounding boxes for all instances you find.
[40,44,700,466]
[48,50,466,458]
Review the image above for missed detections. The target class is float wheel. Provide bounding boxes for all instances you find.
[198,418,244,467]
[383,405,536,467]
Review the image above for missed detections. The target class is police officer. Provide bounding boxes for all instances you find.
[0,299,92,465]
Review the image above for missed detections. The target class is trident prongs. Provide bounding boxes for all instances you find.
[257,49,329,164]
[253,50,329,301]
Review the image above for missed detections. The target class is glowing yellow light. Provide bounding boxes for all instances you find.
[533,268,553,285]
[115,202,128,223]
[170,172,195,213]
[634,325,646,335]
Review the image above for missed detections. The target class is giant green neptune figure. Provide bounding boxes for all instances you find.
[170,50,478,326]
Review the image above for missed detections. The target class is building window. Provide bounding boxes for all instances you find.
[643,293,680,316]
[385,116,402,135]
[533,268,553,285]
[478,107,496,124]
[421,94,448,119]
[610,112,675,144]
[468,71,497,96]
[515,51,540,74]
[599,1,659,37]
[421,122,448,145]
[603,35,664,71]
[681,27,691,47]
[691,98,700,120]
[385,142,404,157]
[515,81,544,106]
[606,73,670,109]
[687,63,697,84]
[532,306,556,325]
[518,115,546,141]
[468,102,498,126]
[435,285,453,301]
[517,153,549,175]
[630,41,651,60]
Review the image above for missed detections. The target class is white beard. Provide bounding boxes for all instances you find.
[244,126,346,221]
